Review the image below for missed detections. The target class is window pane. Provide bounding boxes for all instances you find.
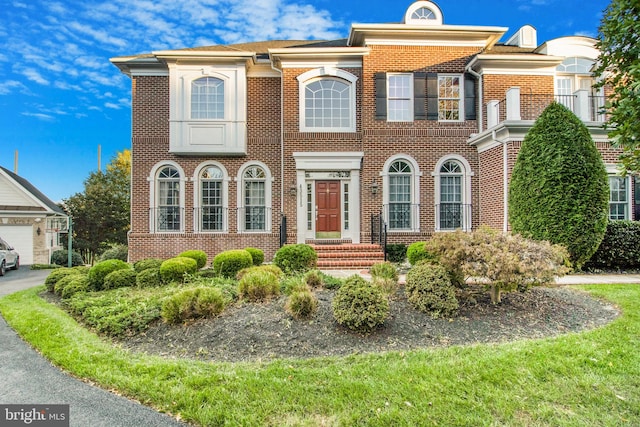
[609,176,628,220]
[438,76,461,121]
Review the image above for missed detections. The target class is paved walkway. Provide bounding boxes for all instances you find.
[323,269,640,285]
[0,268,185,427]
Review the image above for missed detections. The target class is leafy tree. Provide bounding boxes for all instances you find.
[593,0,640,173]
[508,102,609,269]
[62,150,131,264]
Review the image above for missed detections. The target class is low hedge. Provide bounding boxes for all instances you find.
[244,247,265,266]
[136,268,162,288]
[585,220,640,270]
[87,260,130,291]
[273,244,317,275]
[178,250,208,269]
[160,257,198,283]
[103,269,137,290]
[133,258,163,273]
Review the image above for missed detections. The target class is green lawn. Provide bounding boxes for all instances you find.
[1,285,638,426]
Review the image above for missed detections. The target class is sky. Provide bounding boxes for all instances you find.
[0,0,609,202]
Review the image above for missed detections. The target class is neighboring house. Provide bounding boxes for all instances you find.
[0,166,69,265]
[112,1,637,267]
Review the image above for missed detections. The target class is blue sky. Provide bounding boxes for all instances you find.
[1,0,608,202]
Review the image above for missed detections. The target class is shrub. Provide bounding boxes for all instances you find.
[407,241,438,266]
[280,276,310,296]
[87,259,131,291]
[161,287,227,324]
[178,250,208,269]
[99,244,128,262]
[133,258,163,273]
[286,290,318,319]
[244,247,265,266]
[370,261,399,282]
[136,267,162,288]
[103,268,137,290]
[45,268,82,292]
[238,269,280,302]
[304,269,323,288]
[332,275,389,331]
[423,232,472,287]
[318,271,344,290]
[50,249,83,267]
[197,268,217,278]
[585,220,640,270]
[237,264,283,281]
[508,102,609,269]
[60,275,89,299]
[273,244,317,275]
[213,250,253,278]
[160,257,198,284]
[385,244,407,263]
[372,277,399,297]
[405,262,459,318]
[54,273,83,296]
[462,227,570,303]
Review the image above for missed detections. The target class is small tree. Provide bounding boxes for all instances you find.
[508,102,609,269]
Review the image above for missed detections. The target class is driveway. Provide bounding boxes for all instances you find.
[0,268,186,427]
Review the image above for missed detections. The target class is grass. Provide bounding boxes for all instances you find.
[1,284,639,426]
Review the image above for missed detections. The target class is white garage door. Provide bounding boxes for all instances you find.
[0,225,33,265]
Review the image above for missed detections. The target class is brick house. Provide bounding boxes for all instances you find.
[111,1,637,267]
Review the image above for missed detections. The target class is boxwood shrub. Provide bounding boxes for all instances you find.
[87,259,130,291]
[244,247,265,266]
[213,249,253,278]
[99,245,128,262]
[45,268,82,292]
[50,249,84,267]
[405,262,458,319]
[160,257,198,284]
[54,273,83,296]
[136,267,162,288]
[60,275,89,299]
[407,241,438,266]
[133,258,163,273]
[332,275,389,332]
[273,244,317,275]
[178,250,208,269]
[385,243,407,263]
[103,268,137,290]
[585,220,640,269]
[161,286,227,324]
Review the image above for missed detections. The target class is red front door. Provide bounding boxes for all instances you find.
[316,181,340,238]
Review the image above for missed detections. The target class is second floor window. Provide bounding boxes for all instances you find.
[387,74,413,122]
[438,75,462,121]
[191,77,224,119]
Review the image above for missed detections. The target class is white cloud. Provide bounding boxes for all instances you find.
[21,112,56,121]
[15,67,50,85]
[0,80,27,95]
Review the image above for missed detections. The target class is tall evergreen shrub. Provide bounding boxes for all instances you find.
[508,102,609,269]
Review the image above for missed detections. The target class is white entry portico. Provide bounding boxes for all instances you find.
[293,152,363,243]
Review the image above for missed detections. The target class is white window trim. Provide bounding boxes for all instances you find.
[606,164,631,221]
[297,67,358,133]
[438,74,464,122]
[190,75,226,120]
[404,1,443,25]
[387,73,414,122]
[236,161,273,233]
[147,161,186,233]
[432,155,473,232]
[192,161,230,233]
[381,154,422,232]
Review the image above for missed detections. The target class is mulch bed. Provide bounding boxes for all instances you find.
[117,285,620,363]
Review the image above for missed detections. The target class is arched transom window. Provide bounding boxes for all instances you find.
[304,78,350,129]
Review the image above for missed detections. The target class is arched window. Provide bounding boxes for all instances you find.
[433,156,473,231]
[297,68,357,132]
[382,155,421,232]
[388,160,413,230]
[191,77,224,119]
[199,165,225,232]
[238,164,272,232]
[156,166,181,232]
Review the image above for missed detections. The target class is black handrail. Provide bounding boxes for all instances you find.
[279,214,287,247]
[371,211,388,261]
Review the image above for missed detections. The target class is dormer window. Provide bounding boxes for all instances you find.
[412,7,436,20]
[404,1,443,25]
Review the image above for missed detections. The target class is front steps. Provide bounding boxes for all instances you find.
[309,243,385,270]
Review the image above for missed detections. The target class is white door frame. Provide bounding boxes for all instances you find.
[293,152,363,243]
